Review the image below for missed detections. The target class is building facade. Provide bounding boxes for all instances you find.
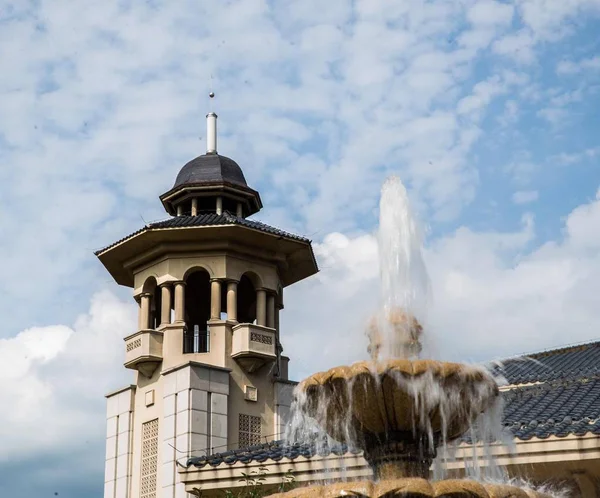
[97,113,318,498]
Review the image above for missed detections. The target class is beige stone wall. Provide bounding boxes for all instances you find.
[225,353,277,450]
[161,364,230,498]
[106,364,235,498]
[273,381,295,440]
[129,366,163,498]
[161,322,230,372]
[104,386,135,498]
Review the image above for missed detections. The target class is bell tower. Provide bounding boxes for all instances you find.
[97,109,318,498]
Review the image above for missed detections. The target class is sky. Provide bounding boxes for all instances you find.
[1,0,600,496]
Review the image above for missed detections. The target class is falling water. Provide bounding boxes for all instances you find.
[369,176,430,360]
[283,176,565,497]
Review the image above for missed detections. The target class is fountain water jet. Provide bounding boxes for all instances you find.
[277,176,558,498]
[370,176,430,361]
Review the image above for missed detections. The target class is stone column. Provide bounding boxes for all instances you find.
[266,294,275,329]
[176,205,183,216]
[226,281,238,322]
[256,289,267,327]
[210,279,222,321]
[191,198,198,216]
[236,202,243,218]
[160,283,172,326]
[216,197,223,215]
[174,281,186,323]
[139,293,151,330]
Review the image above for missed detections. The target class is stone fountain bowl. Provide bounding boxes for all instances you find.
[268,479,553,497]
[298,359,499,473]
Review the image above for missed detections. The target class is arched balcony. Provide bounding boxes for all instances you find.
[124,276,165,378]
[125,269,280,372]
[230,272,278,372]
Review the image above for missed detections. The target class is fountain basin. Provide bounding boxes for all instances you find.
[268,479,552,497]
[298,360,499,477]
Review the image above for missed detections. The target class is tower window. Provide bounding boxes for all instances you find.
[239,414,262,448]
[183,324,210,354]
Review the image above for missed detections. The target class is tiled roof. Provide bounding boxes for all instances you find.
[491,340,600,385]
[186,440,361,469]
[95,213,310,254]
[187,341,600,469]
[502,376,600,440]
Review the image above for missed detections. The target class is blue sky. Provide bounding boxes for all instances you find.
[1,0,600,496]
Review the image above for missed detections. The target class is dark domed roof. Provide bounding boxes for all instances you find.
[173,153,247,189]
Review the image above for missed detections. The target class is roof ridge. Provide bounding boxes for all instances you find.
[501,338,600,361]
[95,213,311,254]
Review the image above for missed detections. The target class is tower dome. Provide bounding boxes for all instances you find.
[160,112,262,217]
[173,153,248,189]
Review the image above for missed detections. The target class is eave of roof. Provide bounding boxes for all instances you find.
[95,213,312,256]
[95,213,318,288]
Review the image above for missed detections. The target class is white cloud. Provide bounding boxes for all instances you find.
[552,147,600,165]
[0,291,134,462]
[536,87,584,126]
[467,0,515,26]
[493,29,536,63]
[492,0,600,62]
[498,99,519,127]
[536,106,569,126]
[458,0,514,51]
[504,155,539,186]
[457,76,506,118]
[517,0,600,41]
[512,190,539,204]
[557,55,600,74]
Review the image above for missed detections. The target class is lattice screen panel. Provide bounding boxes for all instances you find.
[140,418,159,498]
[239,414,262,448]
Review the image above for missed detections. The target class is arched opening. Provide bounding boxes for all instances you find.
[237,273,260,324]
[142,277,161,330]
[184,269,211,353]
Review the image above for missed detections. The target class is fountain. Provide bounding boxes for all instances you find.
[271,177,556,498]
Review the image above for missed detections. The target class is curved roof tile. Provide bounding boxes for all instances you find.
[95,213,310,255]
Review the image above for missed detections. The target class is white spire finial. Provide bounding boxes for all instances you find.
[206,91,217,154]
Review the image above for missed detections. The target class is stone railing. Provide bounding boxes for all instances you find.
[124,329,164,378]
[231,324,277,373]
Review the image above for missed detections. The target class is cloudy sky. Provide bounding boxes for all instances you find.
[1,0,600,496]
